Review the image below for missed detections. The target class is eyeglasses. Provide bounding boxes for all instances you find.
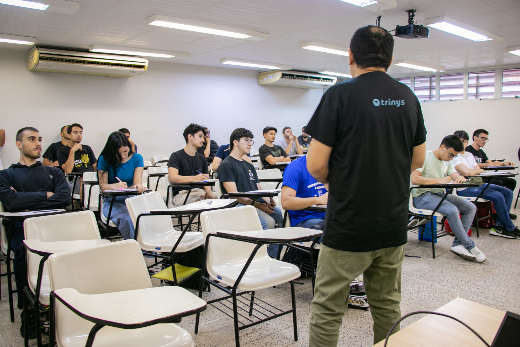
[478,137,489,142]
[242,138,254,145]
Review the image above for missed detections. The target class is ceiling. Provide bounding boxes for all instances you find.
[1,0,520,76]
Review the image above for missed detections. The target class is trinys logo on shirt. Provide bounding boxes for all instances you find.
[372,99,405,107]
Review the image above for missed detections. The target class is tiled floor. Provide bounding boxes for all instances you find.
[1,215,520,347]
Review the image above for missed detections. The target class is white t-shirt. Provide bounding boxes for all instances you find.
[452,152,478,171]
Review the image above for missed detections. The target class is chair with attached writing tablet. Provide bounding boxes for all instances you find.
[257,169,283,190]
[47,240,205,347]
[147,167,169,201]
[0,202,16,322]
[82,172,99,212]
[196,205,301,347]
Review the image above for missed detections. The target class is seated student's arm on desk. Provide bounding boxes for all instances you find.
[410,171,452,185]
[281,186,327,210]
[411,143,426,173]
[306,139,331,184]
[455,164,484,177]
[98,170,127,191]
[256,183,276,206]
[43,158,59,167]
[264,155,284,165]
[132,167,146,193]
[168,167,208,184]
[0,172,55,211]
[211,157,222,172]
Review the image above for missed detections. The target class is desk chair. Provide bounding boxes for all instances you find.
[257,157,264,170]
[147,167,168,202]
[152,156,169,166]
[47,240,205,347]
[82,172,99,212]
[197,206,300,347]
[0,202,17,322]
[143,160,152,169]
[257,169,283,190]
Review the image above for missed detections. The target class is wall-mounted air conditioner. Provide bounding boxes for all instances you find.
[27,47,148,77]
[258,70,337,89]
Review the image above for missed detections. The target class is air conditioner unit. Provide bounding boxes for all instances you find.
[258,70,337,89]
[27,47,148,77]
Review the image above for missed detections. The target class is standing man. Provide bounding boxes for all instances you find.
[466,129,516,192]
[277,126,303,156]
[119,128,137,153]
[298,126,312,148]
[306,26,426,346]
[43,125,69,167]
[259,126,291,168]
[0,127,70,338]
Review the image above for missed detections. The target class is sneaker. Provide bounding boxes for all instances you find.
[510,227,520,238]
[509,213,517,220]
[489,226,516,239]
[450,245,476,261]
[469,247,487,263]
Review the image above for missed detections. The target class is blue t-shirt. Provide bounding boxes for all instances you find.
[97,153,144,186]
[282,155,327,226]
[215,144,250,160]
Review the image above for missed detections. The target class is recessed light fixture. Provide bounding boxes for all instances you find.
[394,60,445,72]
[0,33,36,45]
[339,0,396,11]
[147,15,269,41]
[318,70,352,78]
[89,45,190,59]
[220,58,292,70]
[425,16,503,42]
[301,42,349,56]
[0,0,48,10]
[0,0,79,14]
[507,46,520,57]
[339,0,377,7]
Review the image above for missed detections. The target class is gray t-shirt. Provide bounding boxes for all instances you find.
[277,138,299,156]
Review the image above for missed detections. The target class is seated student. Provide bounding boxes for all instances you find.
[298,126,312,148]
[0,127,69,338]
[277,126,303,156]
[211,143,252,172]
[218,128,283,232]
[466,129,516,192]
[42,125,69,167]
[452,130,519,239]
[411,135,485,262]
[259,126,291,168]
[197,127,219,159]
[97,131,145,240]
[0,128,4,170]
[168,123,215,206]
[118,128,137,153]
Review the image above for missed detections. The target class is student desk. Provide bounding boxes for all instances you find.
[264,162,290,172]
[373,298,505,347]
[258,178,283,189]
[483,166,517,171]
[167,180,217,207]
[147,171,168,192]
[223,190,280,201]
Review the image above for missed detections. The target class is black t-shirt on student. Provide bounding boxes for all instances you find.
[465,145,488,164]
[218,156,259,194]
[307,71,426,252]
[43,142,67,163]
[259,144,288,168]
[168,149,209,194]
[57,145,97,173]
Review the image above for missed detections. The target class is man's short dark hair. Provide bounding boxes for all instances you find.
[229,128,254,151]
[302,126,307,132]
[473,129,489,139]
[441,135,464,152]
[453,130,469,142]
[350,25,394,70]
[60,125,69,133]
[183,123,205,143]
[16,127,39,142]
[67,123,83,134]
[263,126,277,135]
[118,128,130,135]
[282,126,291,134]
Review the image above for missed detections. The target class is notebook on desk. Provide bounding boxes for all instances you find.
[491,311,520,347]
[104,188,138,192]
[477,172,513,176]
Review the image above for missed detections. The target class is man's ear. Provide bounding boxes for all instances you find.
[348,49,354,66]
[16,141,22,150]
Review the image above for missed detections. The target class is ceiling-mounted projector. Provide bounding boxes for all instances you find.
[395,9,429,39]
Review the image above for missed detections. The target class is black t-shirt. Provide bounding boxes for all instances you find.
[57,145,97,173]
[465,145,488,164]
[168,149,209,194]
[197,140,219,159]
[307,71,426,252]
[259,144,288,168]
[218,156,259,194]
[43,141,67,163]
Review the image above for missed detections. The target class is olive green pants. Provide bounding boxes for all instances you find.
[309,244,405,346]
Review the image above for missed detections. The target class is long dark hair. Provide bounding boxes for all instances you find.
[99,131,133,176]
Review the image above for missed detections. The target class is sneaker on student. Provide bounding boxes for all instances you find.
[469,247,486,263]
[489,226,516,239]
[510,227,520,238]
[450,245,476,261]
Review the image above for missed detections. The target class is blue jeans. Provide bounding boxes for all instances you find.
[236,203,283,230]
[457,184,515,231]
[102,196,135,240]
[413,192,476,250]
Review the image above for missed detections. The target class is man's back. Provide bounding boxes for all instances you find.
[307,71,426,252]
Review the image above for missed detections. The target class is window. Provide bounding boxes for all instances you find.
[439,73,464,100]
[502,69,520,98]
[414,76,436,101]
[396,77,412,90]
[468,71,495,99]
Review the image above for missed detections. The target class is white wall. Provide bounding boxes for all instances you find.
[0,48,322,167]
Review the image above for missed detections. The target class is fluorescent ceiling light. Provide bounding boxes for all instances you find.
[220,58,292,70]
[340,0,377,7]
[0,33,36,45]
[425,16,503,42]
[301,42,349,56]
[394,60,445,72]
[339,0,396,11]
[147,15,269,41]
[507,46,520,57]
[0,0,48,10]
[318,70,351,78]
[89,45,190,59]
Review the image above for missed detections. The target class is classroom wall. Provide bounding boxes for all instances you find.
[0,48,322,167]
